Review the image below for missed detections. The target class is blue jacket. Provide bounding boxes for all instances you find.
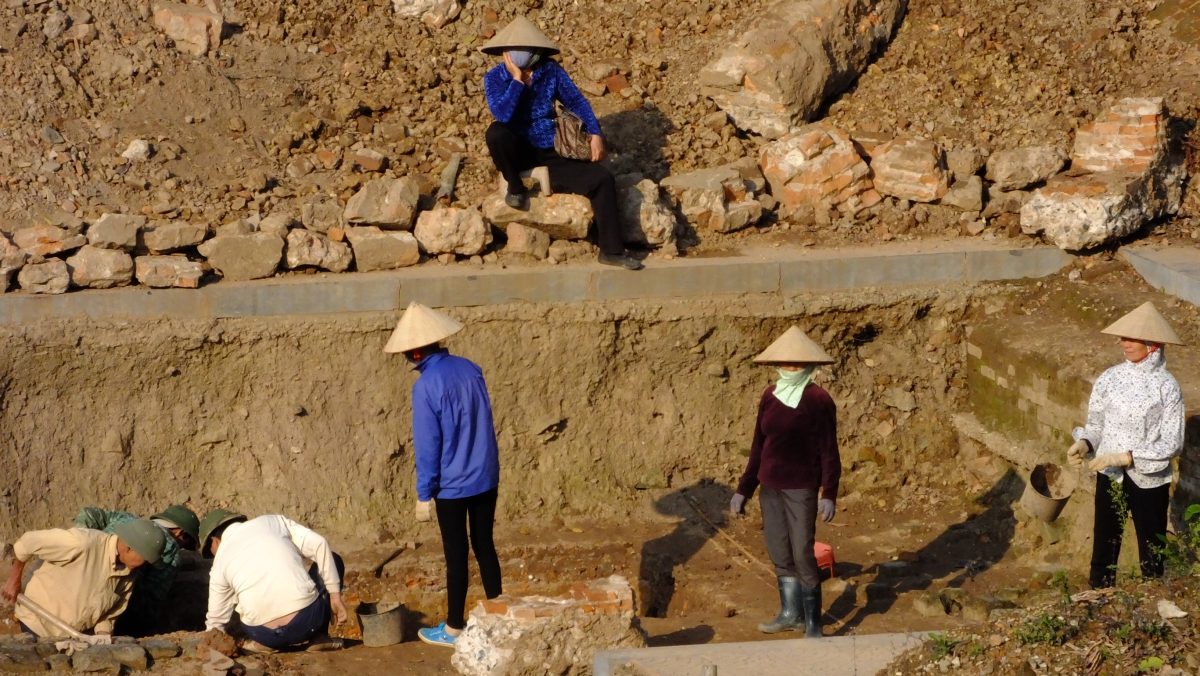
[484,60,603,149]
[412,351,500,501]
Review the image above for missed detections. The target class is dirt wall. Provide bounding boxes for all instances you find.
[0,289,982,545]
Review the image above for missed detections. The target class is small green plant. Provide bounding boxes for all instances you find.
[965,641,986,657]
[1138,656,1165,672]
[1158,504,1200,577]
[928,632,958,658]
[1015,613,1078,646]
[1138,620,1171,642]
[1049,570,1072,600]
[1115,623,1134,641]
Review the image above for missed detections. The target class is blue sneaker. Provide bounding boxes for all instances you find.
[418,622,458,648]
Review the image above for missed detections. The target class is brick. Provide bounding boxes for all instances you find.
[481,599,508,615]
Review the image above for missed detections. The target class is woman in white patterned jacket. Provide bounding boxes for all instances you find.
[1066,301,1185,588]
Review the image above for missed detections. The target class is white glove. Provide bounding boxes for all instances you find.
[729,493,746,517]
[1066,439,1089,469]
[415,500,432,522]
[1088,451,1132,473]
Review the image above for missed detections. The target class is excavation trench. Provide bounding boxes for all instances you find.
[2,284,1057,651]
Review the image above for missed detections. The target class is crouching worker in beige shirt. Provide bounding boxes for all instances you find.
[200,511,348,653]
[1,520,166,637]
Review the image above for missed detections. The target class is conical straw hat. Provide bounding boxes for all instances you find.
[383,302,465,354]
[752,326,835,364]
[1100,301,1183,345]
[480,16,559,55]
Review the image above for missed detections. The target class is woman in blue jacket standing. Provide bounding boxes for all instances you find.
[481,16,643,271]
[385,302,503,647]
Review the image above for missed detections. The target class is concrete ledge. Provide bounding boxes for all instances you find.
[594,632,929,676]
[1122,246,1200,307]
[0,241,1070,325]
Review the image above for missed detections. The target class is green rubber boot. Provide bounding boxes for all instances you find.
[758,576,803,633]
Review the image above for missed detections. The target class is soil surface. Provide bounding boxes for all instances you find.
[4,0,1200,256]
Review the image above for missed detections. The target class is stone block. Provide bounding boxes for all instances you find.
[66,246,134,289]
[940,176,983,212]
[699,0,905,138]
[17,259,69,294]
[982,188,1030,218]
[414,207,492,256]
[1021,165,1185,250]
[343,177,420,229]
[985,146,1068,190]
[392,0,461,28]
[87,213,144,251]
[151,1,222,57]
[70,646,119,673]
[137,639,180,660]
[759,123,875,215]
[345,226,420,271]
[616,176,676,247]
[661,165,761,233]
[946,147,986,181]
[301,199,345,234]
[107,645,147,671]
[349,148,387,173]
[284,229,353,272]
[1073,97,1166,173]
[482,193,592,241]
[0,233,27,292]
[870,138,950,203]
[13,225,86,257]
[503,223,550,260]
[452,576,645,676]
[911,590,947,617]
[141,221,208,253]
[197,232,284,281]
[257,213,294,237]
[0,646,47,672]
[134,255,205,288]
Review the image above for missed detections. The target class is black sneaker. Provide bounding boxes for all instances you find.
[598,252,644,271]
[504,191,528,210]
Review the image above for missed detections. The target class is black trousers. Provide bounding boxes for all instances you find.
[435,487,502,630]
[485,121,625,256]
[1090,472,1171,588]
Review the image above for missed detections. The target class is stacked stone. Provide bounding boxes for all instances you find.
[1021,97,1184,250]
[759,123,878,216]
[451,575,645,676]
[0,633,192,673]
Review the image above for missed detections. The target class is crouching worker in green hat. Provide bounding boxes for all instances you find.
[200,510,347,653]
[73,504,200,636]
[1,519,165,637]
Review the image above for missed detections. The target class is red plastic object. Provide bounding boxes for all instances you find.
[814,541,836,578]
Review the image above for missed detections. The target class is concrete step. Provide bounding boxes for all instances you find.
[0,240,1069,325]
[593,631,929,676]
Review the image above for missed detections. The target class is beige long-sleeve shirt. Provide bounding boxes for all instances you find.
[13,528,136,637]
[205,515,341,630]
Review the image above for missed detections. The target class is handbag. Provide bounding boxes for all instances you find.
[554,104,593,161]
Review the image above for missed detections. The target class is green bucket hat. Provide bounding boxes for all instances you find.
[198,509,246,557]
[151,505,200,545]
[112,519,167,565]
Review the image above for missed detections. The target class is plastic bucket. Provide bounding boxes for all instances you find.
[1020,462,1077,523]
[357,601,404,647]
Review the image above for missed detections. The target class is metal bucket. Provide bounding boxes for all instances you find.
[357,601,405,647]
[1020,462,1077,523]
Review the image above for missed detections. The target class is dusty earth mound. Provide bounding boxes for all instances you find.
[3,0,1200,248]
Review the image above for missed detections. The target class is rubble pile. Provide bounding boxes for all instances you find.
[1,0,1198,294]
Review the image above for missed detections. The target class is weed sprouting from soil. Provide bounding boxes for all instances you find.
[927,632,958,658]
[1159,504,1200,577]
[1014,613,1077,646]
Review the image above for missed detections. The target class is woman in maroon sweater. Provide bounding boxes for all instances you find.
[731,326,841,638]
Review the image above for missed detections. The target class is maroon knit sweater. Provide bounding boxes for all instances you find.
[735,383,841,500]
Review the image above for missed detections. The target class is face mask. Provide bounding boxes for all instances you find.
[508,49,540,70]
[772,366,815,408]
